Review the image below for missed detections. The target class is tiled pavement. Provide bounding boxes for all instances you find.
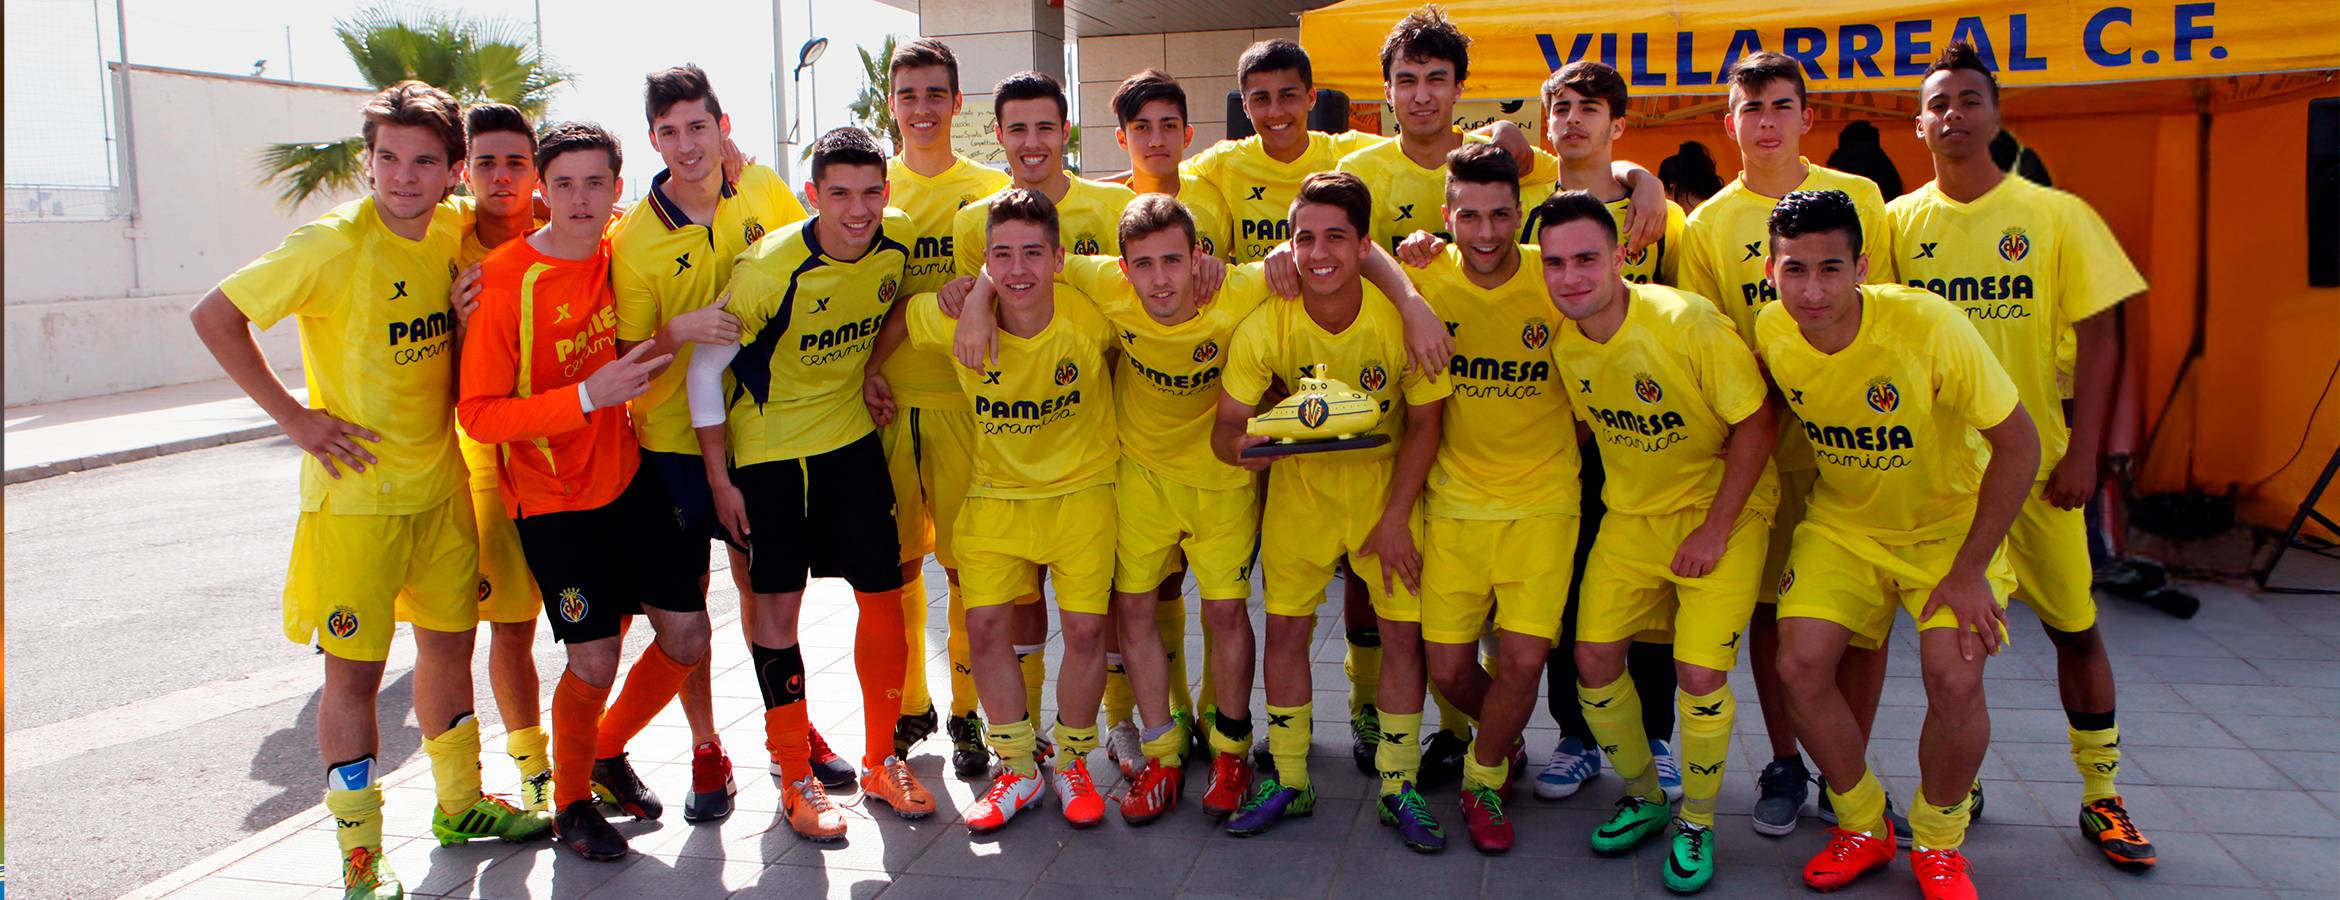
[130,552,2340,899]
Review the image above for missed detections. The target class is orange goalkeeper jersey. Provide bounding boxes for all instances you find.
[456,235,638,517]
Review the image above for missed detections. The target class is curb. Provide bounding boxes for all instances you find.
[3,425,282,485]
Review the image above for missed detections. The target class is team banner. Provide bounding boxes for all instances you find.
[1300,0,2340,100]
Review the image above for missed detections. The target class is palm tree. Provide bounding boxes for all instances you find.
[844,35,901,153]
[257,4,571,208]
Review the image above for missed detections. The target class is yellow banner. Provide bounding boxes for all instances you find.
[1301,0,2340,100]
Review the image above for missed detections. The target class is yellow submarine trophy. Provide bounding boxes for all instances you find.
[1242,364,1391,458]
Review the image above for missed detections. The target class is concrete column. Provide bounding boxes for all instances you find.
[920,0,1064,165]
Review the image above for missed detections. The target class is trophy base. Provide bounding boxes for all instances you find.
[1240,433,1390,459]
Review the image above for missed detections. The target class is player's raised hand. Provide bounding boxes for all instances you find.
[863,372,897,426]
[937,276,977,318]
[1193,254,1228,305]
[1395,231,1446,268]
[720,136,754,185]
[1358,512,1423,596]
[1919,563,2008,661]
[584,341,671,409]
[449,263,485,326]
[280,406,381,479]
[1620,172,1666,257]
[1262,242,1303,298]
[1670,520,1729,578]
[669,292,741,345]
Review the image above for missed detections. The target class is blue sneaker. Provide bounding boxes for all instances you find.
[1651,739,1684,803]
[1378,782,1447,853]
[1225,777,1314,837]
[1535,736,1603,800]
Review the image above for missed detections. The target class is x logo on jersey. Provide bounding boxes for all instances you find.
[1740,241,1764,262]
[1916,242,1939,259]
[1579,379,1594,394]
[1396,204,1415,221]
[1444,321,1460,336]
[1722,630,1742,649]
[553,303,574,323]
[982,370,1002,384]
[674,252,693,275]
[1121,329,1138,345]
[387,281,409,301]
[1247,186,1267,201]
[812,297,830,313]
[1788,388,1805,405]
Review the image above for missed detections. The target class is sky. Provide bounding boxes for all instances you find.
[4,0,920,199]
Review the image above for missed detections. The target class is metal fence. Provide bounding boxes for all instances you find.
[4,0,124,221]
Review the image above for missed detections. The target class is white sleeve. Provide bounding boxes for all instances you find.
[686,342,740,428]
[577,383,597,416]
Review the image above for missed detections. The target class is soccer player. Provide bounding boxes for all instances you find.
[1759,189,2037,899]
[1535,190,1780,891]
[682,127,930,841]
[1385,145,1581,854]
[1674,51,1900,838]
[456,120,714,861]
[1213,172,1454,850]
[1184,39,1387,265]
[1524,58,1693,812]
[1890,43,2154,868]
[877,38,1013,778]
[866,189,1121,833]
[189,81,549,900]
[610,65,835,817]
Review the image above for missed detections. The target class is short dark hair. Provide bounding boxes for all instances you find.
[1767,189,1863,255]
[1118,193,1199,250]
[1237,39,1313,90]
[534,120,622,174]
[1529,190,1617,246]
[1545,60,1628,118]
[985,188,1060,248]
[1444,141,1520,199]
[993,71,1068,123]
[808,127,886,184]
[890,38,961,95]
[463,103,535,154]
[645,63,723,126]
[1111,69,1187,126]
[1926,41,2000,102]
[1726,51,1806,104]
[1659,141,1724,203]
[362,80,464,162]
[1293,171,1371,236]
[1379,5,1470,84]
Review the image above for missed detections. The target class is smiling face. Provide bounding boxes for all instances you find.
[649,97,729,185]
[1546,87,1623,165]
[366,123,458,224]
[994,96,1067,186]
[1723,79,1811,167]
[1385,54,1460,142]
[1767,227,1869,336]
[1917,67,2000,163]
[984,219,1064,305]
[889,64,960,153]
[1241,67,1315,156]
[1116,97,1192,182]
[1537,216,1622,322]
[1289,201,1363,296]
[1444,179,1521,277]
[1118,227,1198,321]
[464,130,537,220]
[537,146,620,240]
[807,161,889,256]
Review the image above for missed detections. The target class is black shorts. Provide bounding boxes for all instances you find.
[515,466,708,644]
[642,448,747,556]
[733,431,905,594]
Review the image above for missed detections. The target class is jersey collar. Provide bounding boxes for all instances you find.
[644,168,739,232]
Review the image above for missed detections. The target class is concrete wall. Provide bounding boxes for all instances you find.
[1072,27,1297,175]
[5,66,365,405]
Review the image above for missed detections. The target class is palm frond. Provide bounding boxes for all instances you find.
[256,136,365,207]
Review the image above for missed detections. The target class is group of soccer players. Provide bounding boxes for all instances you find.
[196,5,2160,899]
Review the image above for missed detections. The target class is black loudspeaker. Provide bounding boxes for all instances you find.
[2311,98,2340,287]
[1222,89,1352,140]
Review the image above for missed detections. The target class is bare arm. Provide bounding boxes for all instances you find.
[1358,242,1451,380]
[1211,391,1274,472]
[1923,403,2041,660]
[2047,309,2124,509]
[1361,399,1444,595]
[189,289,380,477]
[617,293,740,379]
[1674,392,1780,577]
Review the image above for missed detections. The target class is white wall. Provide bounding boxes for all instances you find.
[5,65,365,405]
[1073,27,1296,175]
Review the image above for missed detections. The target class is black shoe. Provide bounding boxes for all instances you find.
[554,799,629,861]
[1253,736,1278,777]
[1418,730,1470,790]
[805,727,858,788]
[947,712,991,779]
[591,753,664,820]
[895,705,940,757]
[1351,704,1381,776]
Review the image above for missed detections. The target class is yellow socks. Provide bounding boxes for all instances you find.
[1156,596,1194,716]
[1676,686,1736,827]
[1054,717,1100,757]
[420,715,484,816]
[1016,644,1047,723]
[1208,709,1253,757]
[1103,652,1135,725]
[505,724,549,789]
[945,579,979,717]
[1375,709,1425,795]
[988,716,1039,776]
[326,756,382,856]
[1432,680,1476,742]
[1462,737,1509,791]
[2070,720,2122,803]
[1580,675,1660,802]
[1827,770,1889,837]
[1268,702,1313,789]
[899,569,933,716]
[1911,788,1974,850]
[1344,631,1381,716]
[1140,717,1189,767]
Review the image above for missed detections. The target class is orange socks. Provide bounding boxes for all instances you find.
[551,672,610,809]
[753,642,811,782]
[594,643,689,758]
[854,588,910,769]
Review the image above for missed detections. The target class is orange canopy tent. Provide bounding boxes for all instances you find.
[1304,0,2340,540]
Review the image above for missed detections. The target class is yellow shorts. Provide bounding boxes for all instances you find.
[881,415,936,563]
[1759,468,1816,604]
[286,491,480,662]
[1420,513,1578,644]
[909,408,976,568]
[1578,506,1771,671]
[1114,457,1260,599]
[1259,456,1422,623]
[2007,486,2096,632]
[471,487,541,625]
[1774,519,2016,649]
[955,484,1116,615]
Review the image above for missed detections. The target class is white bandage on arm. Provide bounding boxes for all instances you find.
[686,342,740,429]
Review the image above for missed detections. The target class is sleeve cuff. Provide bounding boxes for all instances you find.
[577,383,597,416]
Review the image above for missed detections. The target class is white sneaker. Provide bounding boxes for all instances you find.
[964,767,1047,833]
[1651,738,1684,803]
[1103,720,1145,780]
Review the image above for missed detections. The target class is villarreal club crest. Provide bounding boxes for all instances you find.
[1241,364,1389,459]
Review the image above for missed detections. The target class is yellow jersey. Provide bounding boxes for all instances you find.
[1554,282,1779,518]
[1059,255,1271,491]
[1182,130,1385,263]
[219,195,467,515]
[1334,131,1559,254]
[1222,282,1453,461]
[1885,175,2144,479]
[455,210,548,491]
[953,176,1137,278]
[1407,247,1579,518]
[720,211,914,465]
[1676,161,1895,344]
[881,155,1011,412]
[905,287,1119,499]
[1606,195,1687,286]
[1755,284,2020,543]
[610,164,808,454]
[1174,172,1234,261]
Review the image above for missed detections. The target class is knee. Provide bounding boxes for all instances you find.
[1921,656,1986,709]
[1425,646,1468,691]
[1264,614,1313,647]
[1202,600,1246,631]
[1773,647,1834,694]
[657,617,712,667]
[1677,665,1727,697]
[566,641,621,688]
[1110,591,1155,623]
[1573,644,1626,688]
[2043,623,2103,656]
[489,621,535,654]
[1060,613,1106,649]
[1498,647,1547,687]
[968,608,1012,647]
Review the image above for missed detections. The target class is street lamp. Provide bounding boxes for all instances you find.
[788,36,829,143]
